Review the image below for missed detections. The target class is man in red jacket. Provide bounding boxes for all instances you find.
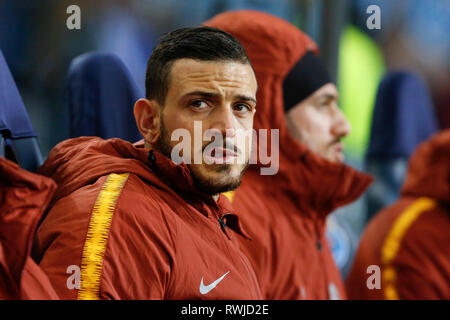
[205,11,373,300]
[34,26,262,299]
[346,130,450,299]
[0,157,58,299]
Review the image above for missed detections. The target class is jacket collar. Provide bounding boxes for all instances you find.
[135,140,251,238]
[245,139,373,221]
[279,145,374,220]
[401,130,450,205]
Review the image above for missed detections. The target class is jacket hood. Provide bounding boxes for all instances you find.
[38,137,249,236]
[39,137,151,202]
[39,137,206,203]
[401,130,450,205]
[205,11,373,214]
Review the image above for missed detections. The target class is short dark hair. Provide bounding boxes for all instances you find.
[145,26,252,105]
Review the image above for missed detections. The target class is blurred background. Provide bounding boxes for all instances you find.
[1,0,449,278]
[1,0,449,154]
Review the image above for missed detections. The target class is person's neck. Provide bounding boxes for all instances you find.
[147,140,220,203]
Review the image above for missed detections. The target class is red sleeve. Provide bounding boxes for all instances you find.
[35,174,176,300]
[390,209,450,300]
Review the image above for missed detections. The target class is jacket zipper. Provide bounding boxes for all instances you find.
[218,213,260,299]
[218,214,232,240]
[315,216,335,299]
[218,216,227,230]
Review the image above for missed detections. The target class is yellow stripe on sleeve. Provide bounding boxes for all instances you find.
[77,173,129,300]
[381,197,435,300]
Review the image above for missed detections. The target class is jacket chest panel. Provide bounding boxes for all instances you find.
[165,205,259,299]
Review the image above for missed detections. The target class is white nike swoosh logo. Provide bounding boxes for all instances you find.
[199,271,230,295]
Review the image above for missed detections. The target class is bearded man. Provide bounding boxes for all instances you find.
[33,26,262,300]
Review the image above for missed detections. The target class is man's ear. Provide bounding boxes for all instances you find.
[134,98,161,145]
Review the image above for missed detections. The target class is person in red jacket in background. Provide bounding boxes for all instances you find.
[346,130,450,299]
[0,157,58,299]
[33,27,262,299]
[205,11,373,300]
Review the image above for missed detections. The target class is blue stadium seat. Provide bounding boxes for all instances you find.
[65,52,143,142]
[0,49,43,172]
[365,71,439,221]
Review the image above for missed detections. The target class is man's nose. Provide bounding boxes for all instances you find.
[331,107,351,138]
[207,105,237,138]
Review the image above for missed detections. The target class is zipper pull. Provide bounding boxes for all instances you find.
[218,214,232,240]
[218,217,227,230]
[316,239,322,252]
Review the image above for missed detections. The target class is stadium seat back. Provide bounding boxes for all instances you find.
[0,50,43,172]
[65,52,143,142]
[366,71,438,220]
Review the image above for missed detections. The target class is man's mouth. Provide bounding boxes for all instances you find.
[334,142,343,153]
[204,147,238,164]
[331,141,345,162]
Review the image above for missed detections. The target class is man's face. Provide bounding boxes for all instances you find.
[156,58,257,195]
[285,83,351,163]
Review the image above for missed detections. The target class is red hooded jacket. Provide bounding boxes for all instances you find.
[34,137,262,299]
[205,11,373,300]
[346,130,450,299]
[0,157,58,299]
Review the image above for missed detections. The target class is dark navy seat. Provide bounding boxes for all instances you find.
[0,50,43,172]
[365,71,438,221]
[65,52,143,142]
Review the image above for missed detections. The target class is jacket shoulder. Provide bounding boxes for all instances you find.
[35,172,178,299]
[360,197,450,299]
[390,202,450,299]
[112,173,178,248]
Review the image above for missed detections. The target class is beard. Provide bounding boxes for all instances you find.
[154,115,249,196]
[190,160,249,195]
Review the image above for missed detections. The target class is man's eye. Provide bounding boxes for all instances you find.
[317,101,331,109]
[190,100,209,110]
[233,104,251,113]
